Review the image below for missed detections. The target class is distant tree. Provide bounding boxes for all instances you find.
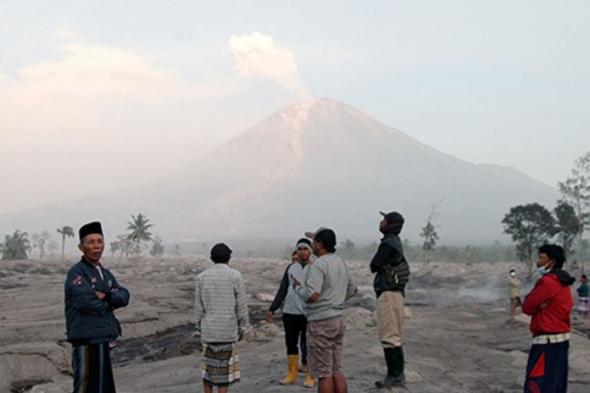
[126,213,153,255]
[558,151,590,261]
[111,235,132,258]
[47,240,59,258]
[361,241,379,259]
[554,201,582,256]
[57,226,75,261]
[420,200,442,262]
[171,244,182,256]
[502,203,558,275]
[1,230,31,260]
[402,238,411,250]
[421,222,438,251]
[110,240,120,256]
[150,236,165,257]
[340,238,357,259]
[32,231,51,259]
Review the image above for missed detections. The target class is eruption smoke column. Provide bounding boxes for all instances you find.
[229,32,312,102]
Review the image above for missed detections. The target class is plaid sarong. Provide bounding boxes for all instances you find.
[201,342,240,386]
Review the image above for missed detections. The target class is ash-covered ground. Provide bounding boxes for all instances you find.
[1,257,589,393]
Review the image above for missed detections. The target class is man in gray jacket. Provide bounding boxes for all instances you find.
[293,228,357,393]
[194,243,250,393]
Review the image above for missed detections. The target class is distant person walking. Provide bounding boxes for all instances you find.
[370,211,410,389]
[293,228,357,393]
[577,274,589,318]
[508,268,522,320]
[65,221,130,393]
[267,238,315,388]
[194,243,250,393]
[522,245,575,393]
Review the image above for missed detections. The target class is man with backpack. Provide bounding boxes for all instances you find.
[370,211,410,389]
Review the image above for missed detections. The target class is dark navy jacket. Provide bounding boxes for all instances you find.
[64,258,130,344]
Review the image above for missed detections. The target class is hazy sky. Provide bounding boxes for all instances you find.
[1,1,589,214]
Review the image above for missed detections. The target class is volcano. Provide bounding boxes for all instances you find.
[0,98,558,243]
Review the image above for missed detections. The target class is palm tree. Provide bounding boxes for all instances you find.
[0,230,31,260]
[127,213,153,255]
[57,226,75,261]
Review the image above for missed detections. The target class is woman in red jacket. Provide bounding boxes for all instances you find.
[522,244,575,393]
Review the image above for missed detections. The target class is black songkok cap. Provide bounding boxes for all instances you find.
[79,221,103,242]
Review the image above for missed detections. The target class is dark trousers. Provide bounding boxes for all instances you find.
[524,340,568,393]
[282,313,308,364]
[72,342,116,393]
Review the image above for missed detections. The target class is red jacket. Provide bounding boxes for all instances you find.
[522,270,574,336]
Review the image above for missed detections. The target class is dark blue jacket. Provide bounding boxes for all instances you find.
[64,258,130,344]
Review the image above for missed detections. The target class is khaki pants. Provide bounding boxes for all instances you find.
[377,291,404,348]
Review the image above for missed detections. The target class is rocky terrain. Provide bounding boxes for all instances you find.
[1,257,589,393]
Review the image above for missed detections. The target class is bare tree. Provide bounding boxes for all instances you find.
[150,236,165,257]
[32,231,51,259]
[111,235,132,258]
[47,240,59,258]
[171,244,182,257]
[420,200,443,262]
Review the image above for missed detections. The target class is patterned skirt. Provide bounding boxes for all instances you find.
[201,342,240,386]
[579,297,589,313]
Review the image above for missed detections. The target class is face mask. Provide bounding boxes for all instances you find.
[510,272,516,277]
[537,262,552,276]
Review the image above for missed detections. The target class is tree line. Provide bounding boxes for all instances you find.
[0,213,167,261]
[501,152,589,274]
[2,152,588,263]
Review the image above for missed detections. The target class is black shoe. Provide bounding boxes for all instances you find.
[374,374,406,388]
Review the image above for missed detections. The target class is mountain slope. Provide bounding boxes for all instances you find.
[0,98,558,243]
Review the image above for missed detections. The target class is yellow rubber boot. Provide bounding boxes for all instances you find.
[280,355,299,385]
[303,367,315,388]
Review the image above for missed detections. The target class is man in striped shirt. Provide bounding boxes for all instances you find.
[194,243,250,393]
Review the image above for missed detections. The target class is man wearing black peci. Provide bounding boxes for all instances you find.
[65,221,130,393]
